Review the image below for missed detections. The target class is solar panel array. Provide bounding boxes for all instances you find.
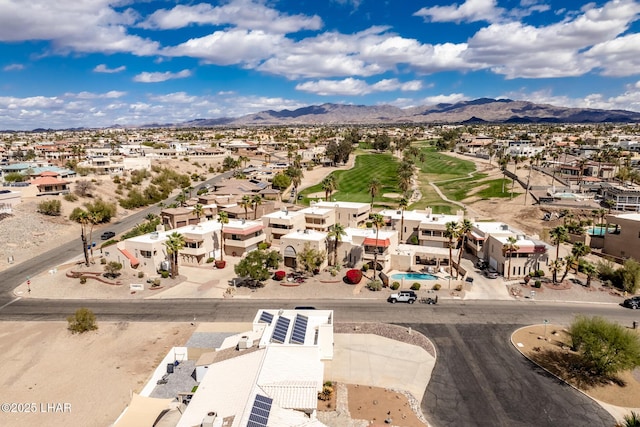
[258,311,273,325]
[246,394,272,427]
[290,314,308,344]
[270,316,290,343]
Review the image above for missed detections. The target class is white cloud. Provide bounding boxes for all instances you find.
[93,64,126,73]
[500,86,640,112]
[133,69,192,83]
[148,92,198,103]
[163,29,287,67]
[67,91,127,99]
[0,0,159,56]
[464,0,640,78]
[414,0,504,23]
[0,95,64,110]
[584,33,640,76]
[296,77,422,96]
[423,94,470,105]
[3,63,24,71]
[141,0,322,34]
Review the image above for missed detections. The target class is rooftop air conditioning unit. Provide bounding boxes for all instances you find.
[238,336,253,350]
[150,232,159,240]
[201,411,217,427]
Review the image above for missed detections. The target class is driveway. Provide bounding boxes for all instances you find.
[407,324,615,427]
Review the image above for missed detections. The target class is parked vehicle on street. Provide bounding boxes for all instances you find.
[387,290,417,304]
[100,231,116,240]
[623,296,640,309]
[484,269,498,279]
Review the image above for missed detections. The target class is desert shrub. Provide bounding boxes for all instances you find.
[329,266,339,277]
[112,176,121,184]
[206,257,215,263]
[432,283,441,291]
[74,179,95,197]
[534,280,542,288]
[361,264,369,272]
[409,235,419,245]
[160,270,170,279]
[274,270,286,281]
[258,242,270,250]
[79,277,87,284]
[153,278,161,286]
[411,282,421,291]
[100,258,107,265]
[104,261,123,278]
[63,193,78,202]
[345,269,363,284]
[535,269,545,277]
[391,281,400,290]
[137,271,144,279]
[367,280,382,291]
[318,384,333,401]
[67,308,98,334]
[37,199,61,216]
[455,284,463,291]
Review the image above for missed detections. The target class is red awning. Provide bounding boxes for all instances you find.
[119,248,140,267]
[363,237,391,247]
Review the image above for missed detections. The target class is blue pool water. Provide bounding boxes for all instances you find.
[391,272,438,281]
[587,226,608,236]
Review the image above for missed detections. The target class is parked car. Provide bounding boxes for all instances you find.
[622,296,640,309]
[484,269,498,279]
[387,290,417,304]
[475,259,488,269]
[100,231,116,240]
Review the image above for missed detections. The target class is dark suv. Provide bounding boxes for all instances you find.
[101,231,116,240]
[387,290,418,304]
[623,296,640,309]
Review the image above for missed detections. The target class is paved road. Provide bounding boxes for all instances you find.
[413,324,615,427]
[0,298,635,326]
[0,170,234,296]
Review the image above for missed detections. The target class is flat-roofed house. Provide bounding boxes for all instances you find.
[312,201,370,228]
[298,206,336,233]
[279,229,328,269]
[222,219,265,256]
[262,208,306,243]
[603,213,640,260]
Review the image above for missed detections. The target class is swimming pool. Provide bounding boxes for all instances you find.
[391,272,438,281]
[587,226,609,236]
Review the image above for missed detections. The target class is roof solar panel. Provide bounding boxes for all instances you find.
[258,311,273,324]
[247,394,272,427]
[270,316,290,343]
[290,314,308,344]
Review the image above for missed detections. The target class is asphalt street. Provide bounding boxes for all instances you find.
[412,324,615,427]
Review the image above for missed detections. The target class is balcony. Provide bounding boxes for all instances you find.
[180,246,207,256]
[224,234,265,249]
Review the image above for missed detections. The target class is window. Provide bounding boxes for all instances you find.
[140,250,152,258]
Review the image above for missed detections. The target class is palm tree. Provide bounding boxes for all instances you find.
[582,261,597,287]
[69,208,91,267]
[370,213,386,276]
[164,232,185,279]
[455,219,473,279]
[238,155,250,168]
[571,242,590,270]
[321,175,337,201]
[502,236,519,280]
[287,167,303,202]
[193,203,204,223]
[560,255,576,283]
[368,178,381,209]
[240,195,252,219]
[444,221,460,277]
[217,211,229,262]
[327,223,347,266]
[550,259,564,284]
[549,226,569,261]
[398,197,409,242]
[252,194,262,220]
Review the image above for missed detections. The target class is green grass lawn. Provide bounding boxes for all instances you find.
[437,173,489,201]
[300,153,400,207]
[474,178,520,199]
[417,146,476,181]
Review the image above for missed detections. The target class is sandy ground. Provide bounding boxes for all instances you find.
[0,321,193,427]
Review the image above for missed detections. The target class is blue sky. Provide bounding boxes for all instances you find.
[1,0,640,130]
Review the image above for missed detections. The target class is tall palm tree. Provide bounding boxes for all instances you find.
[444,221,460,277]
[217,211,229,262]
[370,213,386,276]
[455,219,473,279]
[164,232,185,279]
[502,236,519,280]
[321,175,337,201]
[238,155,250,168]
[193,203,204,222]
[287,166,303,202]
[398,197,409,242]
[252,194,262,220]
[69,208,91,267]
[327,223,347,266]
[549,225,569,261]
[368,178,381,209]
[240,195,252,219]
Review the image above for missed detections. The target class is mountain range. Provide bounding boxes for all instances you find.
[176,98,640,127]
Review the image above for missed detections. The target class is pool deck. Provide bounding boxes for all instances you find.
[388,269,453,290]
